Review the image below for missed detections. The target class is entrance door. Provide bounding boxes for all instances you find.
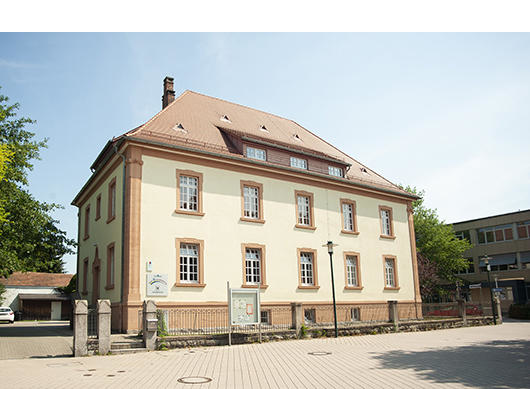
[51,301,61,320]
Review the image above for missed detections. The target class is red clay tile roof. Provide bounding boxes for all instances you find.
[123,90,411,197]
[0,272,73,288]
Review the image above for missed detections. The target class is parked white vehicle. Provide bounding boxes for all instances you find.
[0,307,15,323]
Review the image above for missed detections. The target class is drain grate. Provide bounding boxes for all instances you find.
[308,351,332,356]
[177,376,212,384]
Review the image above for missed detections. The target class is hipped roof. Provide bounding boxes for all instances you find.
[0,272,73,288]
[120,90,411,197]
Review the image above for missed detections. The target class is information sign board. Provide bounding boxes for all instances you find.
[228,288,260,325]
[469,284,482,289]
[146,273,169,297]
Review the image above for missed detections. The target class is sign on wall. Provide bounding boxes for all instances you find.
[146,273,168,297]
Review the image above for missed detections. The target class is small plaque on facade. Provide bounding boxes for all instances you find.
[146,273,168,297]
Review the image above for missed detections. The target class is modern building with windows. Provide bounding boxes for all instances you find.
[452,209,530,311]
[72,76,421,332]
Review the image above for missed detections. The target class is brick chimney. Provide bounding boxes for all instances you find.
[162,76,175,109]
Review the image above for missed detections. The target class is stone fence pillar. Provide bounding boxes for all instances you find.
[291,302,303,336]
[97,299,111,355]
[388,300,398,331]
[142,300,157,350]
[73,300,88,357]
[458,299,467,326]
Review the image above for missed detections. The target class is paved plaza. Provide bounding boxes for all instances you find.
[0,320,529,388]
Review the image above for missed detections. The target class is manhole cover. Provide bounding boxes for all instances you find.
[308,351,332,356]
[177,376,212,384]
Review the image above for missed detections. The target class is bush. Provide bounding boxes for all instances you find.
[508,304,530,320]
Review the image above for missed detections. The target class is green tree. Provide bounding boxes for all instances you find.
[0,282,6,305]
[0,143,14,223]
[404,186,472,299]
[0,88,75,278]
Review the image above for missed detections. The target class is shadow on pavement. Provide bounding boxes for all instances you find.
[371,339,530,388]
[0,324,73,338]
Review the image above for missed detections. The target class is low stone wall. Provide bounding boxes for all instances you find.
[156,316,495,350]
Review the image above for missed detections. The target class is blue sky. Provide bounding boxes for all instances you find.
[1,32,529,274]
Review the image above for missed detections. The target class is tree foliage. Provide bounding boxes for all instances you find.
[0,143,14,223]
[0,88,76,278]
[404,186,472,299]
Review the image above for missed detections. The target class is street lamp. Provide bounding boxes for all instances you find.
[481,255,497,325]
[323,240,339,338]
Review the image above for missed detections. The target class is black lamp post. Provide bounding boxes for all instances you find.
[481,255,497,325]
[323,240,338,338]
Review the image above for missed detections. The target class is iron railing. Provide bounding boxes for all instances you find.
[87,308,98,337]
[302,303,390,326]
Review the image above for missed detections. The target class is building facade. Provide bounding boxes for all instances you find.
[452,209,530,311]
[0,272,73,320]
[72,77,421,333]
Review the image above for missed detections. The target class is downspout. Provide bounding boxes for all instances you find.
[113,141,127,307]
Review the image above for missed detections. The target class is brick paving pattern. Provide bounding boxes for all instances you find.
[0,320,528,388]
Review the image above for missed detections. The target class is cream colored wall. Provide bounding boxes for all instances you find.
[140,155,415,304]
[78,162,123,305]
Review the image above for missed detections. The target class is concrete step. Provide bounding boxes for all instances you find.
[110,334,147,354]
[110,347,149,355]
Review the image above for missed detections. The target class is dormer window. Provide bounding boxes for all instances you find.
[220,115,231,123]
[260,125,268,133]
[290,157,307,170]
[173,123,187,134]
[328,166,343,177]
[360,167,368,174]
[246,146,266,161]
[293,134,302,141]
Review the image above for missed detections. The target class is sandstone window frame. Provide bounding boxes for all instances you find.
[379,205,395,239]
[297,248,319,289]
[107,176,117,224]
[82,257,89,295]
[105,242,115,290]
[344,252,363,290]
[175,169,204,216]
[95,193,101,221]
[340,199,359,235]
[383,255,400,290]
[241,243,268,289]
[295,190,316,230]
[83,204,90,241]
[240,180,265,224]
[175,238,205,287]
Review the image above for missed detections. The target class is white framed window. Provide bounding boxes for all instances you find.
[179,175,199,211]
[384,257,396,288]
[290,157,307,169]
[380,207,392,236]
[300,252,314,285]
[297,195,311,226]
[246,146,266,161]
[346,255,359,287]
[343,203,354,231]
[245,248,262,284]
[328,166,343,177]
[243,186,260,219]
[180,244,199,283]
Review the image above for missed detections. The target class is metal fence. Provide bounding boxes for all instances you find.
[87,308,98,337]
[157,305,294,336]
[156,303,407,336]
[302,303,390,327]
